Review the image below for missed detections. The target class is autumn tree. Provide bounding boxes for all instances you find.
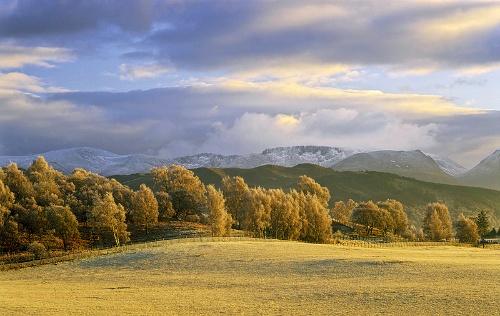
[240,187,271,238]
[221,176,250,228]
[88,193,130,246]
[3,162,35,205]
[297,175,330,208]
[45,205,80,249]
[206,185,232,237]
[423,202,453,241]
[0,177,14,217]
[156,191,175,219]
[475,210,489,238]
[130,184,159,234]
[377,199,408,235]
[455,214,479,243]
[268,189,301,240]
[27,156,65,207]
[151,165,206,221]
[301,194,332,243]
[331,199,357,223]
[0,178,20,252]
[351,201,381,236]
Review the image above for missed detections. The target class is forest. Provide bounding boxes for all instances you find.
[0,157,497,257]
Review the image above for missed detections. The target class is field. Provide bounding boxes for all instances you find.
[1,240,499,315]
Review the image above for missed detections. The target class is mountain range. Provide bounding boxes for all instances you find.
[0,146,498,190]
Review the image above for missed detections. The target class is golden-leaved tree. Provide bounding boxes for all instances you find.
[88,192,130,246]
[423,202,452,241]
[206,184,232,237]
[151,165,206,221]
[130,184,159,234]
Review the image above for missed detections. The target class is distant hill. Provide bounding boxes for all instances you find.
[331,150,459,185]
[113,164,500,228]
[458,149,500,190]
[3,145,498,190]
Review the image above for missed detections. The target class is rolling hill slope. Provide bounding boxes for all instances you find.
[458,149,500,190]
[331,150,458,185]
[113,164,500,227]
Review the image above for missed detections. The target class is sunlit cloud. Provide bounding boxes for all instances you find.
[119,62,174,81]
[0,72,70,94]
[0,43,72,69]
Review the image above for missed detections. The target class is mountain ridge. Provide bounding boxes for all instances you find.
[2,145,498,189]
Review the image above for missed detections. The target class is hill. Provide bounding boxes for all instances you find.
[331,150,458,185]
[2,241,499,315]
[113,164,500,227]
[458,149,500,190]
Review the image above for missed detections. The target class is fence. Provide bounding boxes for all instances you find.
[0,234,492,271]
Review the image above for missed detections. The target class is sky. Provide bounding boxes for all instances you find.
[0,0,499,169]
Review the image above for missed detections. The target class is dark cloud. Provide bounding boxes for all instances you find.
[0,87,495,168]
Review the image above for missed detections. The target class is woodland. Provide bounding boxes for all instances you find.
[0,156,497,260]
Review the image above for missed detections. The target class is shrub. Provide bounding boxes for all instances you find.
[27,242,47,260]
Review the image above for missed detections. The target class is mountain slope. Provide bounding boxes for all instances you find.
[113,164,500,227]
[0,146,470,184]
[458,149,500,190]
[331,150,458,185]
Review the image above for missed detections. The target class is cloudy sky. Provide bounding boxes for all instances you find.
[1,0,499,168]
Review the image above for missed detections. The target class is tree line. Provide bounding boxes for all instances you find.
[0,157,496,255]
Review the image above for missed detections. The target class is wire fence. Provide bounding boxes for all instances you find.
[0,234,494,271]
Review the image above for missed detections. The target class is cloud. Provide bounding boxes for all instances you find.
[198,109,440,156]
[0,43,72,69]
[0,72,70,94]
[119,62,173,81]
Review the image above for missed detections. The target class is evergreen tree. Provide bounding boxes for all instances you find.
[475,210,489,238]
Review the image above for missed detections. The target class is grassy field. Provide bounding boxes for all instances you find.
[1,240,499,315]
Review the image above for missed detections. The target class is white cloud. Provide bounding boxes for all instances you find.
[0,43,72,69]
[0,72,70,94]
[199,109,440,156]
[119,62,173,81]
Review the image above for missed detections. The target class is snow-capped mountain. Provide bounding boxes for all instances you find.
[428,155,468,177]
[331,150,459,184]
[0,147,172,176]
[0,146,480,187]
[458,149,500,190]
[0,146,361,176]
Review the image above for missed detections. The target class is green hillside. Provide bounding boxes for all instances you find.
[111,163,500,227]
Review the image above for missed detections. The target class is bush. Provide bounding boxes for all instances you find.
[27,242,48,260]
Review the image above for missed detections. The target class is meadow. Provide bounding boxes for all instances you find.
[1,240,499,315]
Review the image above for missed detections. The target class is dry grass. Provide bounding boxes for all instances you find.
[1,240,499,315]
